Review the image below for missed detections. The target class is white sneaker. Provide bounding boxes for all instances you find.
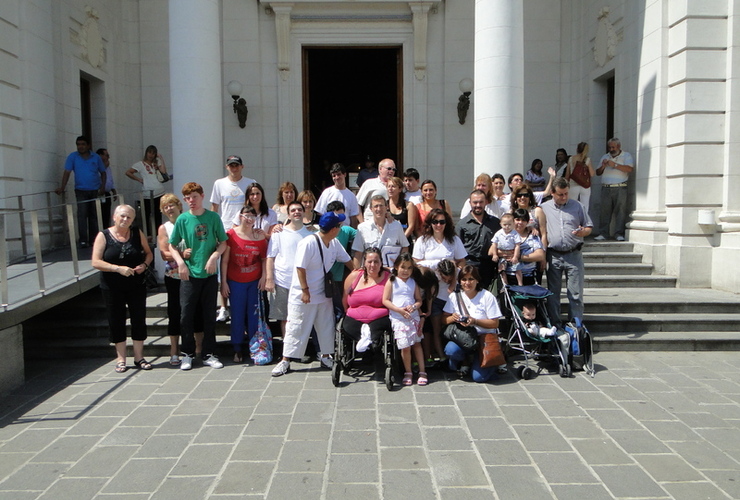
[616,235,625,241]
[272,359,291,377]
[180,355,193,371]
[320,355,334,370]
[203,354,223,369]
[216,307,230,322]
[594,235,606,241]
[356,324,372,352]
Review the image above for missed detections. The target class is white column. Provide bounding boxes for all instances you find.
[169,0,223,192]
[473,0,523,179]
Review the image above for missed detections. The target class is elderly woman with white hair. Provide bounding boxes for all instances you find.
[92,204,153,373]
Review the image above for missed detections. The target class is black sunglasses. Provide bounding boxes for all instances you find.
[431,219,446,225]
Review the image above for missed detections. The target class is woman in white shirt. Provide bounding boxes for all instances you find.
[126,145,169,232]
[412,208,467,365]
[443,265,504,382]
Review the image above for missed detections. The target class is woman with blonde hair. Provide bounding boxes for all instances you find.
[92,204,153,372]
[297,190,321,229]
[459,173,502,219]
[566,142,595,210]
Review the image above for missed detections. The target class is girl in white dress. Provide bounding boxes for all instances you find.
[383,253,427,386]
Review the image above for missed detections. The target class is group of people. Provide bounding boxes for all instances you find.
[72,136,633,381]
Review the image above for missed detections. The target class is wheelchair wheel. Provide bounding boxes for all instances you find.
[385,365,394,391]
[332,360,342,387]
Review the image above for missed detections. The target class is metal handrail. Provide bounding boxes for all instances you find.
[0,188,159,310]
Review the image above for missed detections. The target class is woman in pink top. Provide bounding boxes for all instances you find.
[342,247,391,349]
[220,205,268,363]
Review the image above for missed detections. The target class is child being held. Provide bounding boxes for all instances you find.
[521,302,558,339]
[489,213,523,285]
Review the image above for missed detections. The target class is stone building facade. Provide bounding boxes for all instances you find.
[0,0,738,291]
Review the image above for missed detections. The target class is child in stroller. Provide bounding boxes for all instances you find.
[521,302,558,340]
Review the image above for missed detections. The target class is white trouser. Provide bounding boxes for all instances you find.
[282,301,335,358]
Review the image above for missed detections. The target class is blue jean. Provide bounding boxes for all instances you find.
[180,275,218,357]
[228,279,260,350]
[546,249,584,327]
[444,341,496,383]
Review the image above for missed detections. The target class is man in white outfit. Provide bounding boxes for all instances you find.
[272,212,353,377]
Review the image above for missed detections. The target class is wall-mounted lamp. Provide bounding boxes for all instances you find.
[457,78,473,125]
[227,80,248,128]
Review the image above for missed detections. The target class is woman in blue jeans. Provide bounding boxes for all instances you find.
[442,265,505,382]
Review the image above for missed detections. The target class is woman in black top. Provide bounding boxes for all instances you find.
[387,177,417,242]
[92,204,153,373]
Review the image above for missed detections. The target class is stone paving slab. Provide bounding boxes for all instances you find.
[0,352,739,499]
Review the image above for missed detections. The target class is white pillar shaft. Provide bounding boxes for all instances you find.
[473,0,523,180]
[169,0,223,193]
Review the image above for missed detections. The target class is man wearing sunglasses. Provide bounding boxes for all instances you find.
[356,158,396,223]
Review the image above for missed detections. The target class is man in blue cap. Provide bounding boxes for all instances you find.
[272,212,354,376]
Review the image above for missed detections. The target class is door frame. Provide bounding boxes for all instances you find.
[301,45,404,190]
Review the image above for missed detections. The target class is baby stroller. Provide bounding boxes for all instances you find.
[499,281,575,379]
[331,317,401,391]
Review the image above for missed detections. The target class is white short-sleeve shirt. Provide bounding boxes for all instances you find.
[443,289,502,334]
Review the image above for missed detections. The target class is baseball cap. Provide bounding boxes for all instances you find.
[226,155,243,166]
[318,212,346,231]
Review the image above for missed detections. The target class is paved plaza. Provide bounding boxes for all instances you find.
[0,351,739,499]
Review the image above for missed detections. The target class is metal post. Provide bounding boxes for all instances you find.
[18,195,27,257]
[66,203,80,278]
[46,191,55,248]
[138,191,148,240]
[95,197,103,235]
[0,214,8,308]
[31,210,46,294]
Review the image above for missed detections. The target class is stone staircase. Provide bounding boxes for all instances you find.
[22,240,740,359]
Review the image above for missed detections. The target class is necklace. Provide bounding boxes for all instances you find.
[110,227,130,242]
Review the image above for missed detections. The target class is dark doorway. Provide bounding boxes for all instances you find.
[303,47,402,194]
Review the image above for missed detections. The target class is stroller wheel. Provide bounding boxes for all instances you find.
[516,365,526,379]
[385,366,394,391]
[332,360,342,387]
[558,363,569,378]
[522,367,534,380]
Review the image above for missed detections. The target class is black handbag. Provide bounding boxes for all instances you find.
[142,265,159,290]
[314,235,335,298]
[442,291,479,353]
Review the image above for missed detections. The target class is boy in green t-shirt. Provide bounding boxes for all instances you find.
[169,182,228,370]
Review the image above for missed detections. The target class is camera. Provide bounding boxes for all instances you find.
[458,316,468,323]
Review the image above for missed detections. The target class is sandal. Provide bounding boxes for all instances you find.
[134,359,153,370]
[402,372,413,386]
[233,352,243,363]
[417,372,428,386]
[169,355,181,366]
[497,366,508,374]
[115,361,128,373]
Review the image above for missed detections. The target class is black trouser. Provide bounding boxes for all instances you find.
[101,285,147,344]
[75,189,99,245]
[180,275,218,357]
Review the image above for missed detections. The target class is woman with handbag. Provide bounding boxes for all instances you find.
[125,145,169,232]
[442,265,505,382]
[566,142,595,211]
[92,204,153,373]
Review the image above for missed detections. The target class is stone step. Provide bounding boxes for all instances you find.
[583,313,740,333]
[583,263,654,276]
[23,328,740,359]
[582,252,643,264]
[582,241,634,253]
[583,275,677,288]
[593,331,740,352]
